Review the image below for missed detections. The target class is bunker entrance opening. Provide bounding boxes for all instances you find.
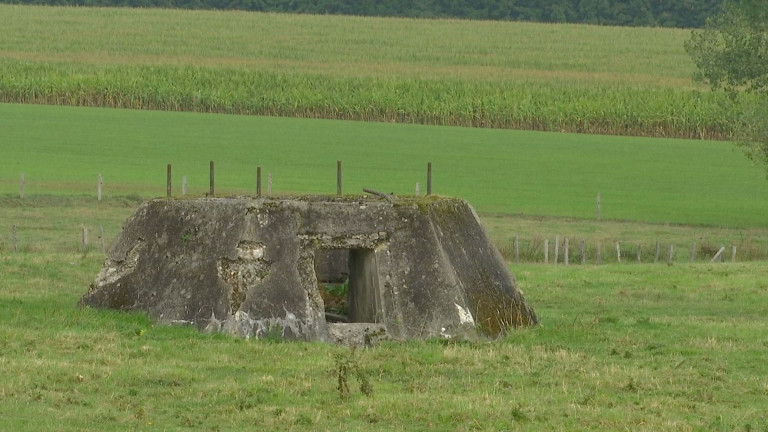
[314,248,381,324]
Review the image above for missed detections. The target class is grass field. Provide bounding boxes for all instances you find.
[1,250,767,431]
[0,5,698,84]
[0,4,746,138]
[2,103,768,229]
[2,5,768,430]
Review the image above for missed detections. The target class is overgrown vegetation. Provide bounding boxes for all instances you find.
[333,348,374,400]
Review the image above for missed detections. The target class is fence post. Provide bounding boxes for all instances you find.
[711,246,726,263]
[514,235,520,263]
[167,164,172,199]
[554,236,559,265]
[99,225,106,254]
[12,224,18,252]
[691,242,696,262]
[337,160,342,196]
[209,161,215,197]
[268,174,273,195]
[654,240,660,264]
[82,227,89,252]
[427,162,432,196]
[564,237,569,266]
[596,193,601,221]
[544,239,549,264]
[98,174,103,201]
[257,166,262,197]
[597,241,602,265]
[667,244,675,265]
[415,182,420,196]
[580,239,586,265]
[731,245,737,263]
[20,173,25,199]
[615,241,621,263]
[637,244,642,263]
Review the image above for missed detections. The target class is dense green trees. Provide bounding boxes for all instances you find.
[686,0,768,174]
[3,0,723,28]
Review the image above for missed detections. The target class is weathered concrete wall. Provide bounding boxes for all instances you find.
[314,249,349,283]
[81,196,537,342]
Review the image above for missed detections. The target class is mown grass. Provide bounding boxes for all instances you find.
[3,103,768,228]
[0,4,747,138]
[2,251,767,431]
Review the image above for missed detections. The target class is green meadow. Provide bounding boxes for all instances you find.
[2,5,768,431]
[1,252,767,431]
[3,103,768,228]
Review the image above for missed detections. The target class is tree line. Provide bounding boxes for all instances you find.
[5,0,723,28]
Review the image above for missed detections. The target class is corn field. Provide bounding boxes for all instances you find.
[0,5,747,139]
[0,60,745,139]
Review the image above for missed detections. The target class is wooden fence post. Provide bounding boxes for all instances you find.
[615,241,621,263]
[580,239,586,265]
[97,174,103,201]
[637,244,642,263]
[597,241,602,265]
[99,225,106,254]
[82,227,89,252]
[415,182,420,196]
[554,236,559,265]
[166,164,172,199]
[268,174,273,195]
[691,242,696,262]
[257,166,262,197]
[564,237,569,266]
[731,245,737,263]
[337,160,342,196]
[514,235,520,263]
[12,224,18,252]
[654,241,660,264]
[427,162,432,196]
[667,244,675,265]
[544,239,549,264]
[209,161,215,197]
[596,193,601,221]
[711,246,726,263]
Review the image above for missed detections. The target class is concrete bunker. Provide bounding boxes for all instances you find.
[81,195,537,344]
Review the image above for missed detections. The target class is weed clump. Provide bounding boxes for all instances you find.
[333,348,373,400]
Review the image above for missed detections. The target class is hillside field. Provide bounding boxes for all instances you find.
[0,4,747,138]
[3,103,768,229]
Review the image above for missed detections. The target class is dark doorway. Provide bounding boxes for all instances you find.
[314,248,380,323]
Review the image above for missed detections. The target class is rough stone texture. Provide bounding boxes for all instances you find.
[80,195,537,342]
[327,323,389,347]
